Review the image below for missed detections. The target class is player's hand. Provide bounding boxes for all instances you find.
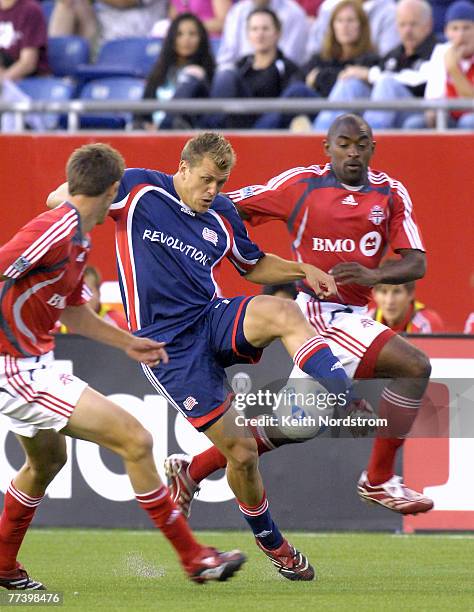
[331,262,380,286]
[301,264,338,298]
[347,398,376,438]
[125,337,169,367]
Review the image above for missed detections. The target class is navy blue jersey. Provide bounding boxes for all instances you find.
[110,168,264,341]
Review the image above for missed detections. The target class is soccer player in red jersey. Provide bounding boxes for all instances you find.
[166,115,435,517]
[370,279,445,334]
[0,144,246,589]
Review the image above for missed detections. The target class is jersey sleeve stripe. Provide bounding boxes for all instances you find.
[369,170,424,251]
[227,165,328,204]
[3,211,78,278]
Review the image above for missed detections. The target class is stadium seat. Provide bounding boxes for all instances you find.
[77,77,145,129]
[48,36,90,77]
[75,38,162,83]
[17,77,74,130]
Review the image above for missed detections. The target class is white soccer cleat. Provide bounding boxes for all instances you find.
[357,470,434,515]
[164,454,200,518]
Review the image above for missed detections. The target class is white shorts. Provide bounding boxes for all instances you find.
[291,294,395,379]
[0,352,88,438]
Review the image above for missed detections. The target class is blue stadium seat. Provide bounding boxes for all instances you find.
[41,0,55,24]
[48,36,90,77]
[17,77,73,130]
[78,77,145,129]
[75,38,162,83]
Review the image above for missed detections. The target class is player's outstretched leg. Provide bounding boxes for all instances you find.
[204,408,315,581]
[359,335,434,515]
[62,387,246,583]
[0,430,65,590]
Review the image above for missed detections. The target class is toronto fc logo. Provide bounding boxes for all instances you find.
[368,205,385,226]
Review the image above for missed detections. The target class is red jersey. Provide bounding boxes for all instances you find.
[0,203,90,357]
[227,164,425,307]
[369,300,444,334]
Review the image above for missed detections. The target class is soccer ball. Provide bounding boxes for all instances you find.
[273,378,335,440]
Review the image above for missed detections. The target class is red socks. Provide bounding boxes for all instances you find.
[136,486,201,563]
[0,482,43,574]
[367,388,422,485]
[188,425,274,484]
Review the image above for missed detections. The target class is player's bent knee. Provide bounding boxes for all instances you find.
[226,438,258,472]
[265,299,303,335]
[121,426,154,463]
[407,349,432,379]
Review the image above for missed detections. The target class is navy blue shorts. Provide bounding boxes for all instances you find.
[143,296,262,431]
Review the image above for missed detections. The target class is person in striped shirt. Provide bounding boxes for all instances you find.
[0,143,246,590]
[167,114,435,519]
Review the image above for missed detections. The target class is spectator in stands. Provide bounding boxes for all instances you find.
[57,266,129,332]
[313,0,437,130]
[95,0,167,44]
[48,0,98,49]
[306,0,400,60]
[138,13,214,130]
[262,283,298,299]
[0,0,49,79]
[370,280,445,333]
[404,0,474,129]
[217,0,309,67]
[203,7,300,128]
[168,0,232,35]
[260,0,378,129]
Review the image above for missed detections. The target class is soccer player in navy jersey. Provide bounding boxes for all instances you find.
[48,132,367,581]
[0,144,246,590]
[170,115,435,518]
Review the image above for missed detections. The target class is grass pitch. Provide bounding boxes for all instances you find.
[12,529,474,611]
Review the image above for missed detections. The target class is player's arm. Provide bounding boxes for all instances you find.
[332,249,426,286]
[60,304,168,367]
[245,253,337,299]
[46,182,70,209]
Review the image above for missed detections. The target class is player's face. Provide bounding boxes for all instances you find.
[174,19,201,58]
[179,156,230,213]
[445,20,474,57]
[324,121,375,186]
[333,6,361,46]
[373,284,412,323]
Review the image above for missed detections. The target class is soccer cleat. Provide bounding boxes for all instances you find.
[164,454,200,518]
[0,563,46,590]
[183,547,246,584]
[256,538,315,581]
[357,471,434,515]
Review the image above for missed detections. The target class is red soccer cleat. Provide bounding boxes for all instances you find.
[358,471,434,515]
[256,538,315,581]
[0,563,46,590]
[164,454,200,518]
[183,547,246,584]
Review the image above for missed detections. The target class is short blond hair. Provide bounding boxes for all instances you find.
[181,132,236,172]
